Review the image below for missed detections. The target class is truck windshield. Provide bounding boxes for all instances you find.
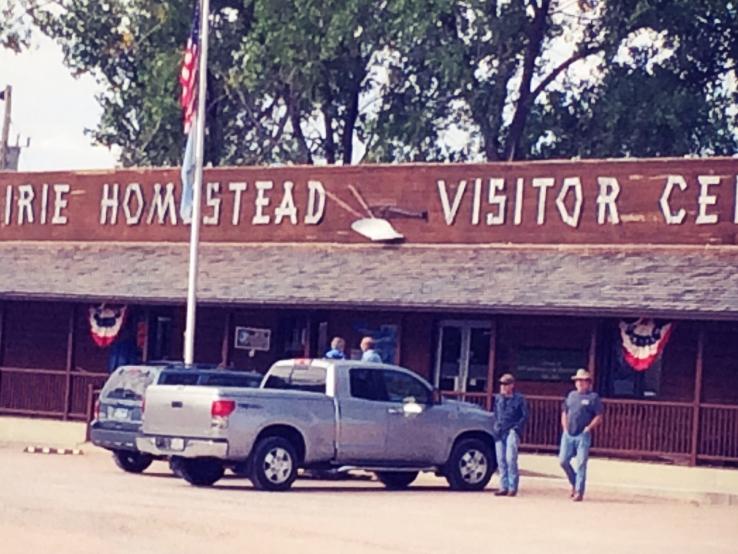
[263,364,326,393]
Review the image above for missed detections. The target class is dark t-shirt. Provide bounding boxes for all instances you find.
[562,390,604,436]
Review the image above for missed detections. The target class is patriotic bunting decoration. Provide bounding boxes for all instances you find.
[88,304,127,347]
[619,318,672,371]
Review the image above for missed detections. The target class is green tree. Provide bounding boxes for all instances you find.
[0,0,39,52]
[27,1,738,166]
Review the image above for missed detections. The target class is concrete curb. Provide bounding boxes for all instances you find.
[23,446,84,455]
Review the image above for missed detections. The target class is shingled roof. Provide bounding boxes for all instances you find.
[2,241,738,319]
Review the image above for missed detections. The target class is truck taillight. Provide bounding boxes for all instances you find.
[211,400,236,417]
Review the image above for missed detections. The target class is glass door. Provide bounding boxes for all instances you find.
[434,321,492,394]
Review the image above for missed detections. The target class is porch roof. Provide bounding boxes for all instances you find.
[2,241,738,319]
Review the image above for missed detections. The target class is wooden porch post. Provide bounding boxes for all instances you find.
[63,304,76,421]
[220,311,233,367]
[0,301,5,366]
[303,314,313,359]
[141,307,151,362]
[689,325,705,466]
[485,319,498,411]
[587,321,598,380]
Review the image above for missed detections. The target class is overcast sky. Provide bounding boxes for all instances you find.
[0,34,119,172]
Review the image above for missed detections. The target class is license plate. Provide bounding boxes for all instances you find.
[112,407,129,420]
[169,438,185,451]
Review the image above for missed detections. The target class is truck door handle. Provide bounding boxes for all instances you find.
[171,401,183,408]
[387,407,403,414]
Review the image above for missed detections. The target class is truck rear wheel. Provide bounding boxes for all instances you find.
[112,450,153,474]
[445,438,495,491]
[375,471,418,490]
[177,457,225,487]
[250,436,298,492]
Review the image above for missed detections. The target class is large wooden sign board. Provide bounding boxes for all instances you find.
[0,157,737,245]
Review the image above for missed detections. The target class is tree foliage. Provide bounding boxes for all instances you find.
[20,0,738,166]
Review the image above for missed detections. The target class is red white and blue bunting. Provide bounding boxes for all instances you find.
[619,318,673,371]
[88,304,127,347]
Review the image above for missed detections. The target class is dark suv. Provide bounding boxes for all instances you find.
[90,363,263,473]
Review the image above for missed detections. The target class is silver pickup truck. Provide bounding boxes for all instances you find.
[137,359,498,492]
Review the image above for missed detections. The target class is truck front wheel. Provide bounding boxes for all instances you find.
[177,457,225,487]
[445,438,495,491]
[250,436,298,492]
[375,471,418,490]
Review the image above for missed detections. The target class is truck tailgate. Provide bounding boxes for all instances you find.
[143,384,222,438]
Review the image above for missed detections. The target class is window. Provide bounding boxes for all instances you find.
[103,367,157,401]
[263,363,327,393]
[158,372,199,385]
[349,368,384,401]
[381,370,431,404]
[349,368,431,404]
[202,373,263,388]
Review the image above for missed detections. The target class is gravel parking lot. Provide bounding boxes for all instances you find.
[1,444,736,554]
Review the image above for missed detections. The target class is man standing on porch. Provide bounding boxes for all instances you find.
[493,373,528,497]
[560,369,604,502]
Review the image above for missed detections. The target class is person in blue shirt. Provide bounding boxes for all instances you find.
[493,373,528,497]
[360,336,382,363]
[560,369,604,502]
[324,337,346,360]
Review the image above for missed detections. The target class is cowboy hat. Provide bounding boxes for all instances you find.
[571,369,593,381]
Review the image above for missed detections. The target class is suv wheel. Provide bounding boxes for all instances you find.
[112,450,153,474]
[375,471,418,490]
[445,438,495,491]
[177,457,225,487]
[250,436,298,492]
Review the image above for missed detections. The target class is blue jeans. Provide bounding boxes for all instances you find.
[559,430,592,495]
[495,429,520,492]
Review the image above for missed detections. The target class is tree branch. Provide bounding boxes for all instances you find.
[530,46,598,99]
[504,0,551,160]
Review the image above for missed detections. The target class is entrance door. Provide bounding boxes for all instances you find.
[434,321,492,395]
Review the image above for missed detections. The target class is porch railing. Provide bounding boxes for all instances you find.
[2,368,737,464]
[440,391,489,410]
[441,390,738,464]
[699,403,738,461]
[0,366,108,421]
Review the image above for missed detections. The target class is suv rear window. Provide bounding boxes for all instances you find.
[158,371,263,388]
[201,373,263,388]
[263,363,327,393]
[158,372,199,385]
[102,367,158,401]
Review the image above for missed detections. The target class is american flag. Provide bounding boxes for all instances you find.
[179,1,201,222]
[180,1,200,134]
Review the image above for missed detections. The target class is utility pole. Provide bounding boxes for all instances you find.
[0,85,11,170]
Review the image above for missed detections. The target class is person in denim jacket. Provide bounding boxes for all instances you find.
[560,369,604,502]
[493,373,528,497]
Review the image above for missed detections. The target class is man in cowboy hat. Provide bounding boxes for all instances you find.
[560,368,604,502]
[493,373,528,497]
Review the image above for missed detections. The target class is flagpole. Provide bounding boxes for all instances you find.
[183,0,209,365]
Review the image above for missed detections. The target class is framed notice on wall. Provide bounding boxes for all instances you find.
[234,326,271,352]
[515,347,587,382]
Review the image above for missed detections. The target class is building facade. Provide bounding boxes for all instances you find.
[1,157,737,465]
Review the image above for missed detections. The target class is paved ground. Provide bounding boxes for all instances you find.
[1,444,736,554]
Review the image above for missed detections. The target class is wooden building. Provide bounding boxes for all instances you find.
[1,157,737,466]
